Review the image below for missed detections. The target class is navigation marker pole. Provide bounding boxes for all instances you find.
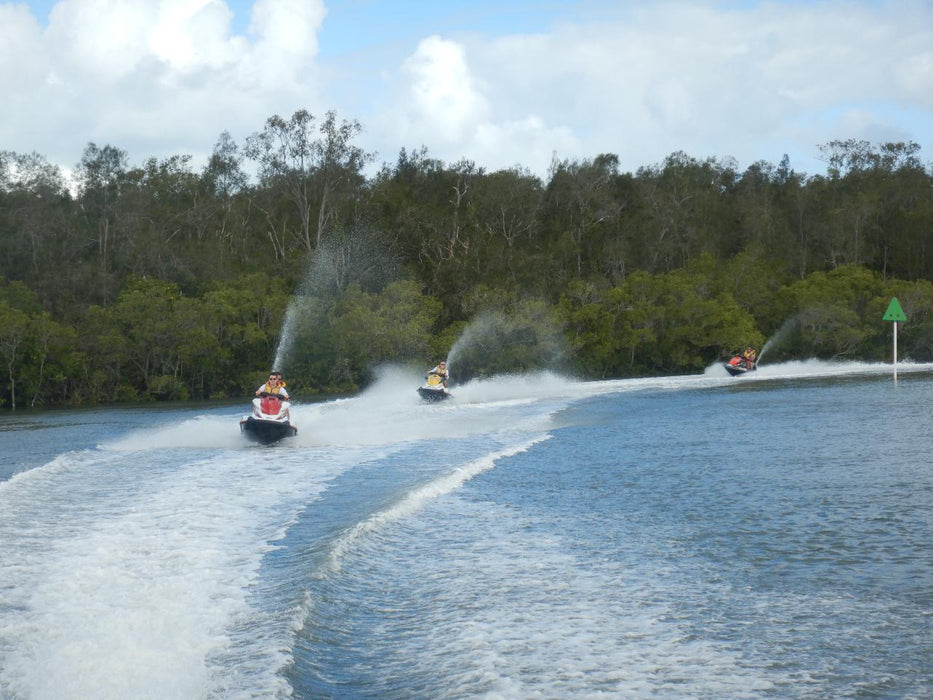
[893,320,898,381]
[882,297,907,382]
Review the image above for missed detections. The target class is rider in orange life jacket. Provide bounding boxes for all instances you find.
[253,371,291,419]
[427,360,449,387]
[741,346,757,369]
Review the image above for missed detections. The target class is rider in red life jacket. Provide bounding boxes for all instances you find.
[253,371,291,420]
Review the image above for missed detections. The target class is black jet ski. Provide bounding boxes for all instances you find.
[724,354,757,376]
[417,372,451,402]
[240,393,297,444]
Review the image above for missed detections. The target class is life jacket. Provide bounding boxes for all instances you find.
[426,373,444,387]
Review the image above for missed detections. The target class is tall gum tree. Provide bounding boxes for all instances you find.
[245,109,372,255]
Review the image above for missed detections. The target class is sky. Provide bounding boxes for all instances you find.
[2,0,932,181]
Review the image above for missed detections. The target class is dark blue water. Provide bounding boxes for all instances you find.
[1,362,931,698]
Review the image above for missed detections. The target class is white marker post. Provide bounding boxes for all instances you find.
[882,298,907,381]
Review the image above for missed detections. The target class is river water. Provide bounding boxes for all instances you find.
[1,361,931,699]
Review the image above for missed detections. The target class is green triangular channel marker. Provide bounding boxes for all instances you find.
[883,297,907,322]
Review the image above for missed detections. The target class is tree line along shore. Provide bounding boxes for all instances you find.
[2,109,932,408]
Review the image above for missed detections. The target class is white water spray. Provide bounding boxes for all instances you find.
[758,316,800,364]
[272,225,398,374]
[446,311,503,374]
[445,307,566,381]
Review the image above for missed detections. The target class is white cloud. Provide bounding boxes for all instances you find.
[1,0,931,179]
[148,1,241,73]
[400,36,489,142]
[380,1,933,174]
[1,0,327,170]
[46,0,154,81]
[382,35,579,174]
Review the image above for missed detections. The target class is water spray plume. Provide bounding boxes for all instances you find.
[445,307,566,380]
[272,224,398,376]
[759,315,804,364]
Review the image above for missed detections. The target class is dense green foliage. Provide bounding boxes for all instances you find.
[2,112,932,408]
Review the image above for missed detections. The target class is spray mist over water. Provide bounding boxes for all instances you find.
[759,315,804,364]
[446,307,566,382]
[272,224,398,373]
[273,296,323,372]
[272,253,335,373]
[446,311,502,375]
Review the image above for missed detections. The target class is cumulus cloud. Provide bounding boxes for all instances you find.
[380,1,933,175]
[380,35,580,174]
[1,0,931,179]
[403,36,489,141]
[0,0,326,169]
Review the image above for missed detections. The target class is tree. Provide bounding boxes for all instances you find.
[0,151,71,280]
[631,152,734,273]
[543,154,624,280]
[0,299,29,409]
[467,167,543,285]
[775,265,888,360]
[245,109,372,253]
[24,312,82,407]
[331,280,443,385]
[74,142,130,268]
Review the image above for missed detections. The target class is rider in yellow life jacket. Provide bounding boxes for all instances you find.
[427,360,449,387]
[741,347,757,370]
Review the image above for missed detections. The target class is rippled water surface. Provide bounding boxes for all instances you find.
[1,361,931,699]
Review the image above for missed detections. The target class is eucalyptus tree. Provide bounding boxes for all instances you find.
[74,143,131,271]
[463,166,543,286]
[629,152,725,273]
[542,153,624,283]
[200,132,254,266]
[368,147,453,270]
[203,131,249,199]
[370,149,484,317]
[731,160,780,254]
[0,297,29,409]
[245,109,372,255]
[0,151,71,282]
[811,140,929,275]
[412,157,481,281]
[771,154,816,279]
[128,154,207,284]
[873,155,933,281]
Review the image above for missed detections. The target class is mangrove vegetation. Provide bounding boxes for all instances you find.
[2,109,933,407]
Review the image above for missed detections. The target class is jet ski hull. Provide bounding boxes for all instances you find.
[417,386,451,402]
[724,361,756,376]
[240,416,297,444]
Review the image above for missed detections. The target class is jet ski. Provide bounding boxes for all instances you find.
[240,392,297,443]
[417,372,451,402]
[724,354,757,376]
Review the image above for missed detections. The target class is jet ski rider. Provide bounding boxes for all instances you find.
[253,371,291,419]
[741,346,757,370]
[427,360,449,387]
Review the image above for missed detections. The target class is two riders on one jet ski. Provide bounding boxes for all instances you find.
[253,370,292,421]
